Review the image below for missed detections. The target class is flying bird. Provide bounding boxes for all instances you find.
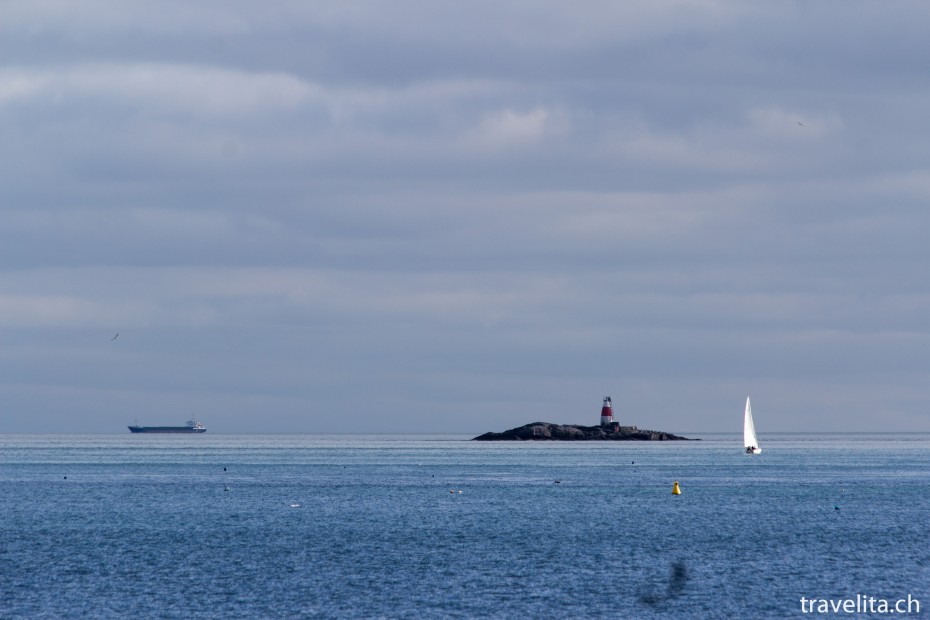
[111,332,119,341]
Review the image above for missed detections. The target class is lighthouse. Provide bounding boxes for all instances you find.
[600,396,614,427]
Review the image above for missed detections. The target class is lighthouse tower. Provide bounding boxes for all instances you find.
[600,396,614,427]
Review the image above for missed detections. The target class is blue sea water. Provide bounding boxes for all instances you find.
[1,433,929,619]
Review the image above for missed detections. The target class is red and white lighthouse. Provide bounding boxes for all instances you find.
[600,396,614,427]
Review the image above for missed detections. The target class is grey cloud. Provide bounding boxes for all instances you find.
[2,1,930,432]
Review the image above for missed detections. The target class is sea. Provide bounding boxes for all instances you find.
[1,433,928,619]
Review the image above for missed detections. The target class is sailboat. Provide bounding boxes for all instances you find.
[743,397,761,454]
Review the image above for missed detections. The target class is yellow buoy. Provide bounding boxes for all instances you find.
[672,481,681,495]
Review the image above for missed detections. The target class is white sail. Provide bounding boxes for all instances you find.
[743,396,761,454]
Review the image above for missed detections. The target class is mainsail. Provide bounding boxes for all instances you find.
[743,396,761,453]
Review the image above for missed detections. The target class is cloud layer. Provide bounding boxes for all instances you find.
[2,1,930,432]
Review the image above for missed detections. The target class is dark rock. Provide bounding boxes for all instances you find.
[472,422,694,441]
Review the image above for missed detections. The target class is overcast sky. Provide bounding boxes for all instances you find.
[2,1,930,433]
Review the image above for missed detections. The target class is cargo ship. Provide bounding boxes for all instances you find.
[128,418,206,433]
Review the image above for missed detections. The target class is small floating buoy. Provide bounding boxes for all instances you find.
[672,481,681,495]
[223,467,226,471]
[64,476,67,479]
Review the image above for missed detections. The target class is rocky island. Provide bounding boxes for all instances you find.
[472,421,692,441]
[472,397,695,441]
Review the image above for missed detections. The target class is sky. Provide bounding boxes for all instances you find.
[2,1,930,434]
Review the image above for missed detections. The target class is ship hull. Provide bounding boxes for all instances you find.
[128,426,206,433]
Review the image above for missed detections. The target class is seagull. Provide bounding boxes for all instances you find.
[797,121,805,127]
[111,332,119,341]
